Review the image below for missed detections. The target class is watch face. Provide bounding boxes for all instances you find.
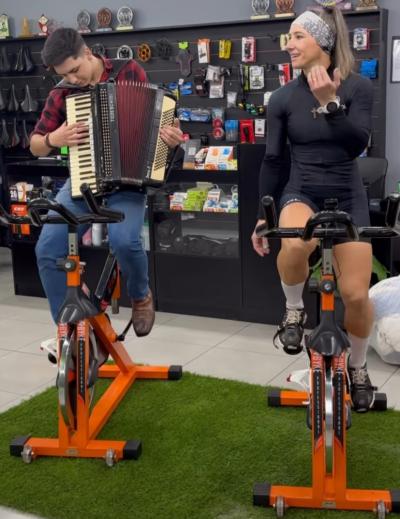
[326,101,338,113]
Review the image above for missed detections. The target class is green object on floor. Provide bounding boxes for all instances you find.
[0,373,399,519]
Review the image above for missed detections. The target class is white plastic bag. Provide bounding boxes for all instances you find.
[369,276,400,365]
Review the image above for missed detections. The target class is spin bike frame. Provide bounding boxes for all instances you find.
[253,195,400,517]
[4,184,181,466]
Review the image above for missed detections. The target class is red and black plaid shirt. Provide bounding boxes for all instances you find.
[32,56,148,136]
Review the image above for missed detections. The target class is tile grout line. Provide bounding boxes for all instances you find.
[378,366,400,390]
[183,324,253,367]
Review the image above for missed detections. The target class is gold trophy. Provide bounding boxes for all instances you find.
[19,17,32,38]
[275,0,295,17]
[356,0,379,10]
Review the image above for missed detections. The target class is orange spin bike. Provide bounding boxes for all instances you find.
[3,184,182,466]
[253,195,400,518]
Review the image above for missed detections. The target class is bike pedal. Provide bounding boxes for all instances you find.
[40,338,58,365]
[372,392,387,411]
[283,344,304,355]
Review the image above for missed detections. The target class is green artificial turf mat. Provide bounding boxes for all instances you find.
[0,373,399,519]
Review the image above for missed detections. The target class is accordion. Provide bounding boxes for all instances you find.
[66,81,176,198]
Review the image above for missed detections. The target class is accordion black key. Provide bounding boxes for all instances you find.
[66,81,176,198]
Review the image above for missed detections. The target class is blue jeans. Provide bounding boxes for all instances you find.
[35,179,148,322]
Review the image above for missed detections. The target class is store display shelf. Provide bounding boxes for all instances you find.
[168,169,238,184]
[153,209,238,220]
[155,250,239,260]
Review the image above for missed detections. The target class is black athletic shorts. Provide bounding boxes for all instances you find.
[279,185,371,244]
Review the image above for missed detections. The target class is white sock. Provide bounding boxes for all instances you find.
[348,333,368,368]
[281,281,305,310]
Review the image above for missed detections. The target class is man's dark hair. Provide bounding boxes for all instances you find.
[41,28,85,68]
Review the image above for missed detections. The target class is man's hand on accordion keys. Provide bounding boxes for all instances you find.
[159,118,184,148]
[49,121,89,148]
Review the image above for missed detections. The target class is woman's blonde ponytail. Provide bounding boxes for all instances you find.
[320,7,354,79]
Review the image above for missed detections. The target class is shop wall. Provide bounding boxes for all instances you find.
[1,0,399,191]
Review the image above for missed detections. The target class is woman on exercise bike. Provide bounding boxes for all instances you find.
[251,7,375,412]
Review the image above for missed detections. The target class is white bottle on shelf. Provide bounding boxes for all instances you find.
[92,223,103,247]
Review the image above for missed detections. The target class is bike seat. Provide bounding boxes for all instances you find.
[307,312,350,357]
[57,287,99,324]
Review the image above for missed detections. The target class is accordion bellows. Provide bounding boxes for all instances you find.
[66,81,176,198]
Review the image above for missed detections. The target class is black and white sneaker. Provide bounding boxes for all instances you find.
[273,308,307,355]
[347,362,376,413]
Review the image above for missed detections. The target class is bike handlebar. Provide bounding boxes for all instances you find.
[28,198,80,227]
[0,184,125,228]
[256,194,400,241]
[79,183,124,223]
[0,203,31,227]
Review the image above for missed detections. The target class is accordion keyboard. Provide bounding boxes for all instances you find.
[66,93,98,197]
[150,96,175,182]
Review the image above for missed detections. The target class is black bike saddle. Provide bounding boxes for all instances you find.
[307,311,350,357]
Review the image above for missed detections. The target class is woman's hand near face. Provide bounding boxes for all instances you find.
[307,66,341,107]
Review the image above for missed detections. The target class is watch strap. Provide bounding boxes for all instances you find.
[317,96,340,115]
[45,132,58,150]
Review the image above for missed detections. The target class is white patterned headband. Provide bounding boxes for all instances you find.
[292,11,336,54]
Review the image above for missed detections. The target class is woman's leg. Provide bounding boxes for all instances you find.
[275,202,318,352]
[334,241,375,412]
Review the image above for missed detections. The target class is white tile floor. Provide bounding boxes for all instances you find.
[0,246,399,519]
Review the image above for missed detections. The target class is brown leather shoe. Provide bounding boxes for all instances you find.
[132,290,155,337]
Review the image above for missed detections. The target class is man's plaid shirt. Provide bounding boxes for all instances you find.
[32,57,147,136]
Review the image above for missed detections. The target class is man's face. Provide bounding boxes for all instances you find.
[54,47,94,86]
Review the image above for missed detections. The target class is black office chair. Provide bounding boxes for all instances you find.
[357,156,388,200]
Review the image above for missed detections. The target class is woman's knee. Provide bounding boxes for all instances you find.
[340,285,370,310]
[280,238,316,263]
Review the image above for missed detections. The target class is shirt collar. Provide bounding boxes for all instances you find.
[95,55,113,82]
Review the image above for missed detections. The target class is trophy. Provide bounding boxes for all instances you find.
[251,0,270,19]
[91,43,107,57]
[336,2,352,10]
[313,0,351,6]
[116,6,134,31]
[274,0,295,17]
[117,44,133,59]
[0,14,10,39]
[77,10,91,33]
[38,14,49,36]
[19,17,32,38]
[356,0,379,10]
[96,7,113,32]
